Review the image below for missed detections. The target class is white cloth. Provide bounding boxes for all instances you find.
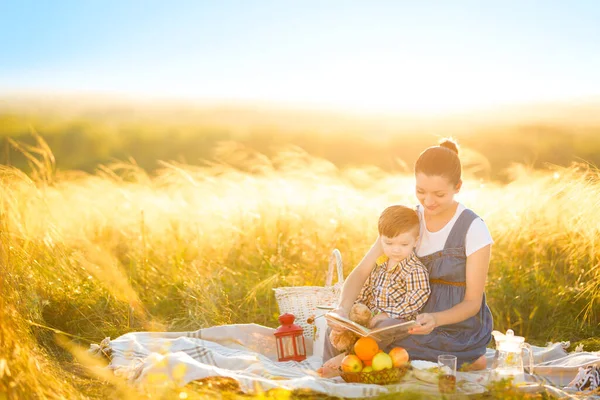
[416,203,494,257]
[91,324,600,398]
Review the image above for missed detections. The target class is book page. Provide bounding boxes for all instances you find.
[371,319,419,334]
[324,313,419,340]
[324,313,370,336]
[368,320,419,341]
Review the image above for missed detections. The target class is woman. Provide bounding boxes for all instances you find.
[320,138,493,375]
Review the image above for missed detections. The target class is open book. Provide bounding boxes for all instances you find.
[325,312,419,342]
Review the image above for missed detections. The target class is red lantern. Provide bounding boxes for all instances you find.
[274,313,306,362]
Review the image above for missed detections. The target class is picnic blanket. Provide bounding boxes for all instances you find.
[90,323,600,398]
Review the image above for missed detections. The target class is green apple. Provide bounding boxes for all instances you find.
[371,352,393,371]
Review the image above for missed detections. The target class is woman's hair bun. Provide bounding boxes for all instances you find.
[439,138,459,155]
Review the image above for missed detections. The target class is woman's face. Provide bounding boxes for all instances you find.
[415,173,461,216]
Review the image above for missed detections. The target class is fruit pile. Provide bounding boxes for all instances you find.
[340,337,410,384]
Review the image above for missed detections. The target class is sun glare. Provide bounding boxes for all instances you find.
[203,63,534,116]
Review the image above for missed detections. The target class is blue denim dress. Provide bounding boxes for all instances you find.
[386,208,493,367]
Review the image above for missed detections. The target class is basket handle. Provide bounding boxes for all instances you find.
[325,249,344,286]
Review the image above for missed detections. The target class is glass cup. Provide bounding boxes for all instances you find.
[438,354,457,394]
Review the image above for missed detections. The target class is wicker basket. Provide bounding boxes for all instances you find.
[273,249,344,340]
[340,364,410,385]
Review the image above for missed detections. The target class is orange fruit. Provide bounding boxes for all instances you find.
[353,337,379,361]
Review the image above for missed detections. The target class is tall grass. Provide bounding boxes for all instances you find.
[3,105,600,181]
[0,137,598,398]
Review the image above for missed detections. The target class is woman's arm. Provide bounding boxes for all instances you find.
[410,244,491,334]
[331,237,383,315]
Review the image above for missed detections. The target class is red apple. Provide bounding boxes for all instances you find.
[388,347,410,367]
[341,354,363,373]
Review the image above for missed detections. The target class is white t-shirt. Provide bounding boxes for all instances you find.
[416,203,493,258]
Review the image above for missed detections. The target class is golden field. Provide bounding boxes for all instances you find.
[1,101,600,399]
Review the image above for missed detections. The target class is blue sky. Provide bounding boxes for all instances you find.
[1,0,599,113]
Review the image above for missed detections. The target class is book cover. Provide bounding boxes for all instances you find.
[325,312,419,342]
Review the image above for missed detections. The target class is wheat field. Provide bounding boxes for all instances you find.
[1,135,599,399]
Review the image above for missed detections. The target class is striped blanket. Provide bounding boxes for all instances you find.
[90,324,600,398]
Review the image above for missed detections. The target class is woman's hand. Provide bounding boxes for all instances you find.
[408,313,437,335]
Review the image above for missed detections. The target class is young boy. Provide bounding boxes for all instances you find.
[318,205,430,376]
[357,204,431,328]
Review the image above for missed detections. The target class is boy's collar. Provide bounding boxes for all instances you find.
[376,255,389,267]
[376,252,416,271]
[376,255,401,271]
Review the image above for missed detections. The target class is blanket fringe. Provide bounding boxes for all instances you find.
[88,337,112,360]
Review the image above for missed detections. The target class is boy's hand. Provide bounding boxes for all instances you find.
[368,311,390,328]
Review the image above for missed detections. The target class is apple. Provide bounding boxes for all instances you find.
[371,352,393,371]
[341,354,363,373]
[362,366,373,373]
[363,359,372,366]
[388,347,410,367]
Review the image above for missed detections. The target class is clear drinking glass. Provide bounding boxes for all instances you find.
[438,354,457,393]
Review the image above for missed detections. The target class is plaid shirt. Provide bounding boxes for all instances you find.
[356,251,431,320]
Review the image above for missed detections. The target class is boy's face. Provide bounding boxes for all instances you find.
[381,228,419,265]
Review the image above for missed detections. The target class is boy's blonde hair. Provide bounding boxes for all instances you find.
[378,205,419,238]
